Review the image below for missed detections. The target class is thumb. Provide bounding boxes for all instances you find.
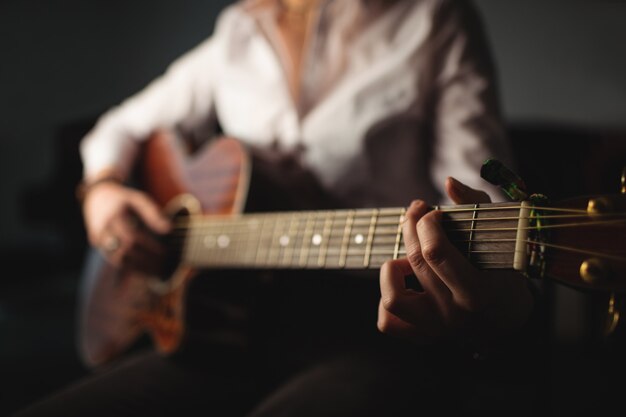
[127,191,171,234]
[445,177,491,205]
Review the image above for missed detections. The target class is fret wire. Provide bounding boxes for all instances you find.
[317,212,333,267]
[214,219,228,266]
[275,214,288,266]
[339,210,354,268]
[288,213,302,266]
[253,215,268,266]
[393,208,405,260]
[240,219,255,265]
[202,217,214,266]
[284,214,300,267]
[299,211,315,267]
[270,213,288,266]
[306,212,325,268]
[252,217,266,266]
[267,213,281,265]
[272,214,283,266]
[202,217,215,266]
[467,204,479,261]
[274,214,287,266]
[364,209,379,267]
[296,213,314,266]
[281,213,296,266]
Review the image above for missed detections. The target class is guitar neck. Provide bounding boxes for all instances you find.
[174,201,528,272]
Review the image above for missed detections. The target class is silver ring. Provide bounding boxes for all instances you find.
[102,235,121,253]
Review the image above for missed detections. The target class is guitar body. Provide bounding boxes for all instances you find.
[78,130,251,368]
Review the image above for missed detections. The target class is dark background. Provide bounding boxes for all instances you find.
[1,0,625,415]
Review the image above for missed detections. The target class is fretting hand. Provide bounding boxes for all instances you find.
[377,177,534,348]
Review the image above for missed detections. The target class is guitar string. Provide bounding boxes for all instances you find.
[168,217,626,237]
[169,245,625,262]
[166,206,597,228]
[167,224,624,244]
[166,235,626,263]
[158,204,626,264]
[168,209,626,229]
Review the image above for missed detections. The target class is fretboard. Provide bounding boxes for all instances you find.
[176,202,525,271]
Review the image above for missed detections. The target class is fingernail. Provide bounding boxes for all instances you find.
[449,176,470,192]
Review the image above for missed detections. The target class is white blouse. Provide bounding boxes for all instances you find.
[80,0,512,207]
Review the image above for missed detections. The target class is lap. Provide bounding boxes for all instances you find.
[12,349,263,417]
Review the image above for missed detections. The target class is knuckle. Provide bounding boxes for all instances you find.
[405,243,427,271]
[421,240,446,267]
[377,313,393,334]
[381,295,403,316]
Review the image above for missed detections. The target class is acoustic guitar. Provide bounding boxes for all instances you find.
[78,129,626,368]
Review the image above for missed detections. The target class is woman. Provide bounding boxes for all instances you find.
[15,1,537,416]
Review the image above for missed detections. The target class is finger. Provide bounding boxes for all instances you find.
[416,209,484,312]
[377,299,421,340]
[112,214,167,253]
[402,201,451,308]
[377,296,445,343]
[127,191,171,234]
[379,259,440,330]
[445,177,491,205]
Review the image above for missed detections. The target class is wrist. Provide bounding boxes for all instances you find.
[76,172,124,204]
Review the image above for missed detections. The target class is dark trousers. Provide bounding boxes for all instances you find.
[13,270,544,417]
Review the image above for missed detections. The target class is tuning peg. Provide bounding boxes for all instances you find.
[605,167,626,337]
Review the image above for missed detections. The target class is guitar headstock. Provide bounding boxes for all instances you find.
[529,193,626,293]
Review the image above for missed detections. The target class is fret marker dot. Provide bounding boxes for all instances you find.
[204,235,216,249]
[279,235,290,247]
[312,234,322,246]
[217,235,230,248]
[354,234,364,245]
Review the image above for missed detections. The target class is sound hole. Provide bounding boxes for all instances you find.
[157,208,189,282]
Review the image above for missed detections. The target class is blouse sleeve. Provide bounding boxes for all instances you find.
[429,0,514,204]
[78,12,229,181]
